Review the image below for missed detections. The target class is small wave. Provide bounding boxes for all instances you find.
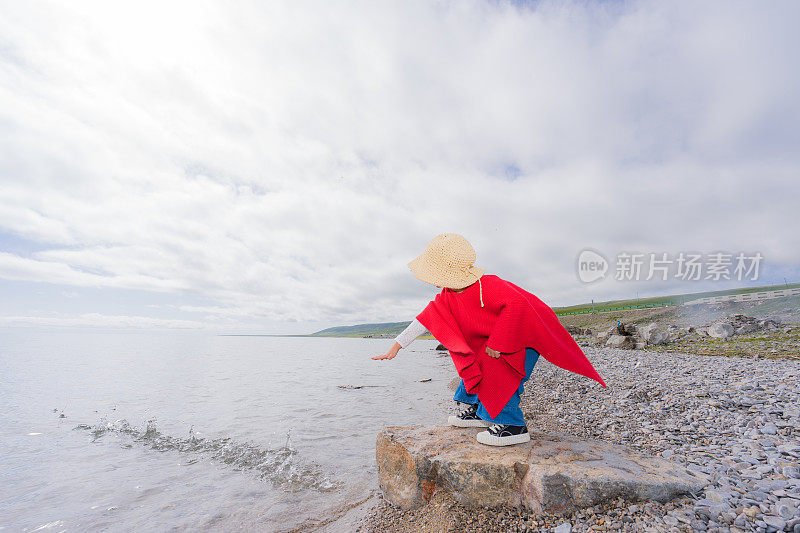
[31,520,65,531]
[74,418,339,493]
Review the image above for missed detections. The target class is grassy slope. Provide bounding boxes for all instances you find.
[310,282,800,337]
[309,321,412,337]
[555,281,800,314]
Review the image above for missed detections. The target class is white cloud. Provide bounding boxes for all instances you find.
[0,313,204,329]
[0,0,798,330]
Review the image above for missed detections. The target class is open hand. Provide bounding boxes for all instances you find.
[485,346,502,359]
[372,342,401,361]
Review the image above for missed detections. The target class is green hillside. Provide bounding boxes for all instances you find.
[310,321,413,337]
[310,281,799,337]
[555,281,800,315]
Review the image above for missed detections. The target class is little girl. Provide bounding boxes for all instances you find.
[372,233,607,446]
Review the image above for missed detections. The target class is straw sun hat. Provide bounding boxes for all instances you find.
[407,233,485,291]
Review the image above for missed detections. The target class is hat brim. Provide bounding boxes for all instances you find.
[408,254,484,290]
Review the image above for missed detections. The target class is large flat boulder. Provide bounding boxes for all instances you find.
[376,426,709,515]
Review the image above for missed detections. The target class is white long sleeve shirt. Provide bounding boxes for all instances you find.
[394,318,427,348]
[393,279,481,350]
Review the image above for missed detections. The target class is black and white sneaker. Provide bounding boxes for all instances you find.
[476,423,530,446]
[447,402,490,427]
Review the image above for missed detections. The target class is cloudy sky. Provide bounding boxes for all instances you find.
[1,0,798,333]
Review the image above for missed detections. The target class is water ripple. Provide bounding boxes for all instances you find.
[74,418,340,493]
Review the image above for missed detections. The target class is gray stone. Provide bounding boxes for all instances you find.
[758,480,790,492]
[763,516,787,529]
[596,326,620,343]
[554,523,572,533]
[761,424,778,435]
[707,489,733,503]
[708,322,735,339]
[736,323,759,335]
[737,397,759,407]
[757,464,775,475]
[375,426,709,513]
[642,323,669,345]
[711,503,734,520]
[606,334,637,349]
[778,444,800,455]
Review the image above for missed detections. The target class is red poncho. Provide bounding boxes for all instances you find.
[416,274,607,418]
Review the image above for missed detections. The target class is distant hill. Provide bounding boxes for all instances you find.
[310,282,799,337]
[555,281,800,315]
[310,321,414,338]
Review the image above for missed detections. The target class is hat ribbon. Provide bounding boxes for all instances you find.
[458,264,484,308]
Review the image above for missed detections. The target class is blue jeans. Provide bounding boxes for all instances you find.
[453,347,540,426]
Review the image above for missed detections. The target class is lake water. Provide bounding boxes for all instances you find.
[0,331,455,532]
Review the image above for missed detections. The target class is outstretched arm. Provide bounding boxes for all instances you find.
[371,319,427,360]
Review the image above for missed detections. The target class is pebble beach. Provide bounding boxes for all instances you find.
[360,346,800,533]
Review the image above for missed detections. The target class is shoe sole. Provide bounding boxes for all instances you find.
[447,415,491,428]
[476,431,531,446]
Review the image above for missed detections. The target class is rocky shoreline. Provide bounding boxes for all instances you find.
[359,346,799,532]
[582,314,800,361]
